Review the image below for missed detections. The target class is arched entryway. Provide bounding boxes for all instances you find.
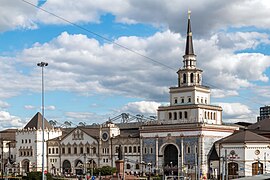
[62,160,71,175]
[21,159,30,175]
[75,159,84,175]
[252,162,263,175]
[163,144,178,176]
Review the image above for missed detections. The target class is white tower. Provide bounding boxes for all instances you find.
[158,11,222,125]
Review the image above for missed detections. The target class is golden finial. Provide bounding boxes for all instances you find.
[188,9,191,19]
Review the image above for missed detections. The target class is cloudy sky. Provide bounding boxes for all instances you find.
[0,0,270,129]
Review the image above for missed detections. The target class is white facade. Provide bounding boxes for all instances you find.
[16,127,62,174]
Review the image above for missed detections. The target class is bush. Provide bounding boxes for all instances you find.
[23,172,53,180]
[94,166,117,176]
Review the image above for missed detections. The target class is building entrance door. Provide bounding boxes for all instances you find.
[163,144,178,176]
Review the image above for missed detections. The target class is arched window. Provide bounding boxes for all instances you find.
[129,146,132,153]
[136,164,140,169]
[169,112,172,120]
[184,111,188,119]
[186,146,191,154]
[205,112,207,119]
[127,164,131,169]
[133,146,137,153]
[183,73,187,83]
[214,112,216,120]
[190,73,194,83]
[179,112,182,119]
[211,112,213,119]
[208,112,210,119]
[92,147,96,154]
[174,112,177,120]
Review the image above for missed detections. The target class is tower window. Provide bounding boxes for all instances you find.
[181,97,184,103]
[169,112,172,120]
[183,73,187,83]
[190,73,194,83]
[197,74,200,83]
[174,112,177,120]
[174,98,177,104]
[179,112,182,119]
[188,97,191,103]
[184,111,188,119]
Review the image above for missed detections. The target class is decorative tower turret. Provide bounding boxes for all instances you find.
[177,10,202,87]
[157,11,222,125]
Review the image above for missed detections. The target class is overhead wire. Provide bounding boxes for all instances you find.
[21,0,265,107]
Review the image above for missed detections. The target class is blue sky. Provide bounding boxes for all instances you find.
[1,0,270,129]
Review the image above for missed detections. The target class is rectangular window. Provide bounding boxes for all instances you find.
[56,148,58,154]
[62,147,65,154]
[68,147,71,154]
[138,146,140,153]
[80,147,83,154]
[48,148,51,154]
[87,147,90,154]
[22,140,24,143]
[74,147,77,154]
[124,146,127,153]
[29,139,31,143]
[184,111,188,119]
[129,146,132,153]
[52,148,55,154]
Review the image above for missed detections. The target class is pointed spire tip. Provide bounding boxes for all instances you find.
[188,9,191,19]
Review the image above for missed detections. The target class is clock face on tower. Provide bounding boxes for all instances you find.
[102,131,109,141]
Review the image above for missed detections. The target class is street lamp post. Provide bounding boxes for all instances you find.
[37,62,48,180]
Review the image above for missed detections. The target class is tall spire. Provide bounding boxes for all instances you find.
[185,10,194,55]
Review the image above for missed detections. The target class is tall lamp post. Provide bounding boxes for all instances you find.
[37,62,48,180]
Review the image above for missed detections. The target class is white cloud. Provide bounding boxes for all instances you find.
[24,105,36,110]
[119,101,160,116]
[217,102,256,123]
[45,105,56,110]
[0,111,25,129]
[211,89,239,98]
[0,101,10,109]
[32,0,270,37]
[0,0,38,32]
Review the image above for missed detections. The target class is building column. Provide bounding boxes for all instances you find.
[155,136,158,174]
